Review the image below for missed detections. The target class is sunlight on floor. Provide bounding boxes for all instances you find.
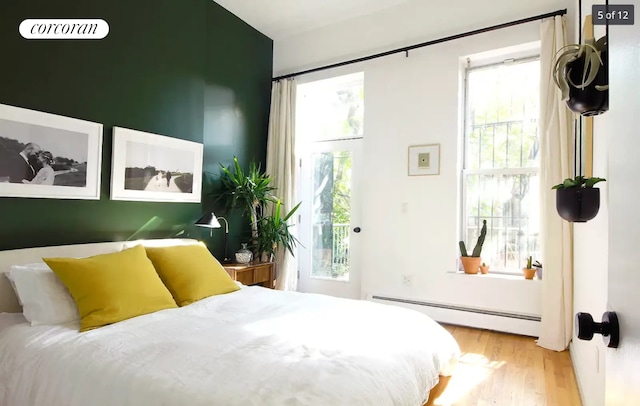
[434,352,506,406]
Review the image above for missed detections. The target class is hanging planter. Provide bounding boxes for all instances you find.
[553,36,609,116]
[553,176,606,222]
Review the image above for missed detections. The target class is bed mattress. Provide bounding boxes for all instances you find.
[0,286,459,406]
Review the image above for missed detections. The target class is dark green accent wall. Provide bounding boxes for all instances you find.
[0,0,273,257]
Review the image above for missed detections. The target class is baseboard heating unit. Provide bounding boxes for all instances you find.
[368,295,541,337]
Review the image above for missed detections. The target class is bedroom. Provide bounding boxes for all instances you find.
[0,0,638,405]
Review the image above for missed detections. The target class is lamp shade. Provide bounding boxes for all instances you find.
[195,212,221,229]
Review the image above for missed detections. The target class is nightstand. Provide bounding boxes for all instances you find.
[223,262,275,289]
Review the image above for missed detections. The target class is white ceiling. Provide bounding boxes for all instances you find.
[214,0,415,40]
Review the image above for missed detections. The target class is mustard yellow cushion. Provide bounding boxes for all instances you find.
[144,244,239,306]
[43,245,177,332]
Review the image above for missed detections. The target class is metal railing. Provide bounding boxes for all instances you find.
[332,224,350,269]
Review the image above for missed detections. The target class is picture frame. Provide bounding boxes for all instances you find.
[0,103,103,200]
[110,127,203,203]
[408,144,440,176]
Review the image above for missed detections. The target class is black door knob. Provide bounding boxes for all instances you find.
[353,227,361,233]
[575,311,620,348]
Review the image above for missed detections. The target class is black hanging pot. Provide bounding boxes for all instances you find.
[558,37,609,116]
[556,187,601,223]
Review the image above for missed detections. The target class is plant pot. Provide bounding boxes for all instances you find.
[556,187,601,223]
[260,252,272,263]
[460,257,481,274]
[523,268,536,280]
[479,265,489,274]
[564,37,609,116]
[534,265,543,280]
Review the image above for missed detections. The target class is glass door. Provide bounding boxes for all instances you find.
[298,139,363,299]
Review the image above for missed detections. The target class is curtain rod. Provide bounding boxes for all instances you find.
[273,8,567,81]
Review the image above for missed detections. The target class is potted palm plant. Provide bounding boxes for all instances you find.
[459,220,487,274]
[553,176,606,222]
[255,199,301,262]
[215,157,302,262]
[216,157,275,256]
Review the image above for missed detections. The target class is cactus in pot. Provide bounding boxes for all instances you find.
[459,220,487,274]
[523,256,536,280]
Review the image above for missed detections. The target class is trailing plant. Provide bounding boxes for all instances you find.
[459,219,487,258]
[552,175,606,190]
[255,200,302,260]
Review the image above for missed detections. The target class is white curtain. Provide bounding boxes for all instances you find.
[266,78,298,291]
[537,16,574,351]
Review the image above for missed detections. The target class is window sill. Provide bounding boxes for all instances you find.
[450,271,542,283]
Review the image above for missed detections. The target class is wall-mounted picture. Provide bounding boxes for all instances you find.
[0,103,103,200]
[110,127,203,202]
[408,144,440,176]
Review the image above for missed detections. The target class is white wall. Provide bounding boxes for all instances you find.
[571,116,608,406]
[274,0,572,77]
[289,18,557,335]
[278,0,575,336]
[567,2,608,405]
[360,24,544,334]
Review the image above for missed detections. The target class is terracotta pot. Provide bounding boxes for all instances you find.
[523,268,536,280]
[461,257,481,274]
[480,265,489,274]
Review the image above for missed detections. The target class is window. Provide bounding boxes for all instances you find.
[462,57,541,274]
[296,72,364,142]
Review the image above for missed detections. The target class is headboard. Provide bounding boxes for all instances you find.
[0,239,200,313]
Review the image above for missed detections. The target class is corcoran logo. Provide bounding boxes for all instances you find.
[19,19,109,40]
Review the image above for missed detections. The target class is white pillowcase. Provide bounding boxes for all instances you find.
[6,263,79,326]
[122,239,202,250]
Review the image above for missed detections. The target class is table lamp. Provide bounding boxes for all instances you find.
[195,212,230,263]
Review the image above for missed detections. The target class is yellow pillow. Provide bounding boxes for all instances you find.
[44,245,177,332]
[144,244,239,306]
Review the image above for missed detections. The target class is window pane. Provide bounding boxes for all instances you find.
[465,173,540,272]
[297,73,364,142]
[466,60,540,170]
[311,151,352,280]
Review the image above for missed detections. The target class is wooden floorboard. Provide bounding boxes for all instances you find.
[433,325,582,406]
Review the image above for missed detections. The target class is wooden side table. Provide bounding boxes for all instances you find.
[223,262,275,289]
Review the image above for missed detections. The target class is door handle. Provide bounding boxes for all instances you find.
[353,227,361,233]
[575,311,620,348]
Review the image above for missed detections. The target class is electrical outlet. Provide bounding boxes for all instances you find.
[402,202,409,214]
[402,275,413,287]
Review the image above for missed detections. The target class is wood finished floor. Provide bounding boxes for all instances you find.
[433,325,582,406]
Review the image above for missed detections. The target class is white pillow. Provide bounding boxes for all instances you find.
[6,263,79,326]
[122,238,202,250]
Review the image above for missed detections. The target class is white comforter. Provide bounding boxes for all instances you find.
[0,286,460,406]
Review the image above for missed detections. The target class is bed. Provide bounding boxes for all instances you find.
[0,239,460,406]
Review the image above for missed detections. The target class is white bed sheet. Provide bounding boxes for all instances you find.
[0,287,460,406]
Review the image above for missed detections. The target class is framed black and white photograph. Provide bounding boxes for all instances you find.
[0,103,103,199]
[408,144,440,176]
[110,127,203,202]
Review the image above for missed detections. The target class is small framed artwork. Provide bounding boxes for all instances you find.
[110,127,203,203]
[408,144,440,176]
[0,103,103,200]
